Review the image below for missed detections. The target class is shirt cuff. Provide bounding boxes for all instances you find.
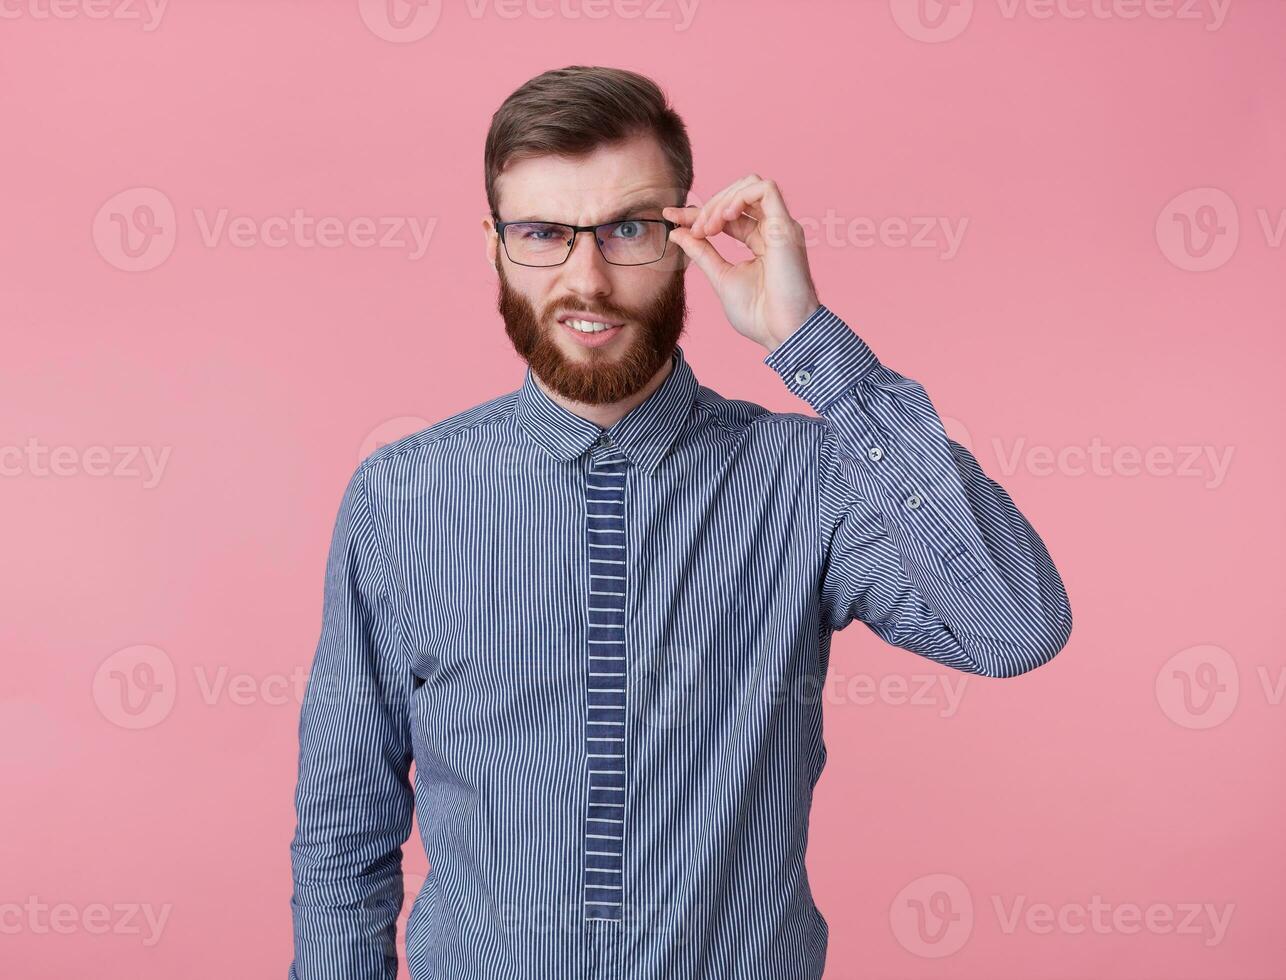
[762,305,880,413]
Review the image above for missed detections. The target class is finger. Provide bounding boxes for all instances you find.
[669,204,758,250]
[668,226,733,284]
[705,178,791,239]
[699,176,756,236]
[710,213,763,252]
[714,181,799,248]
[662,205,700,227]
[692,174,760,238]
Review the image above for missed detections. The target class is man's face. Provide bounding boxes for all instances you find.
[485,133,689,406]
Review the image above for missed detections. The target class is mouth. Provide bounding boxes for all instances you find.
[557,313,627,349]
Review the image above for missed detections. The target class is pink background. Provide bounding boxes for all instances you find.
[2,1,1283,977]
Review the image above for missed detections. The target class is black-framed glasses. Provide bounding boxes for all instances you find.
[494,214,678,267]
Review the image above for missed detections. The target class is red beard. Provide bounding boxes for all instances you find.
[496,260,688,406]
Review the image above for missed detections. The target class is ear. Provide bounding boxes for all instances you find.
[482,215,498,268]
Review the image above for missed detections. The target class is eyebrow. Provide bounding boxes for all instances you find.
[507,198,670,225]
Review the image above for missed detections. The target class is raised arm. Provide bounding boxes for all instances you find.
[764,305,1073,677]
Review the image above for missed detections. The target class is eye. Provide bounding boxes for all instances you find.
[612,221,644,239]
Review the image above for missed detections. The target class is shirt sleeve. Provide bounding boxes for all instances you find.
[289,462,416,979]
[763,304,1073,677]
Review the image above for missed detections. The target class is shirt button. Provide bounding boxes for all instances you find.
[867,446,883,462]
[793,368,812,385]
[905,493,922,510]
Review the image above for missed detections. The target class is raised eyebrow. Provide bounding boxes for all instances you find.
[507,201,668,225]
[597,200,667,223]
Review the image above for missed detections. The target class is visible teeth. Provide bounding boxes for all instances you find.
[566,318,618,333]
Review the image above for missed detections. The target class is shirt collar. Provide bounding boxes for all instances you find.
[514,345,699,477]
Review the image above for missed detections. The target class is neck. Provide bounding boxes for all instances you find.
[535,354,674,430]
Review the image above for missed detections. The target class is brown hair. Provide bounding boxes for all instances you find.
[484,65,694,218]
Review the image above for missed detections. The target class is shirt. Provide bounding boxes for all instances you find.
[288,304,1073,980]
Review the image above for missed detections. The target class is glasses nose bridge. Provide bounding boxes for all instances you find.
[563,222,608,266]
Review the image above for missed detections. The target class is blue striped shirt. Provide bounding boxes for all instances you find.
[289,304,1073,980]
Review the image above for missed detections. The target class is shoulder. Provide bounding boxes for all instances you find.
[356,388,518,484]
[690,383,825,445]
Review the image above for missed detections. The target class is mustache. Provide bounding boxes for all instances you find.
[545,301,634,322]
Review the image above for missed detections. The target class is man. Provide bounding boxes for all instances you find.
[289,65,1072,980]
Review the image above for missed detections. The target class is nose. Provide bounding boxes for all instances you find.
[558,226,613,301]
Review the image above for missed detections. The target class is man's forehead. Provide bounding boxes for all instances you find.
[502,185,672,224]
[495,140,679,220]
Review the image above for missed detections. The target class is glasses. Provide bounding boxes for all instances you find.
[494,214,678,267]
